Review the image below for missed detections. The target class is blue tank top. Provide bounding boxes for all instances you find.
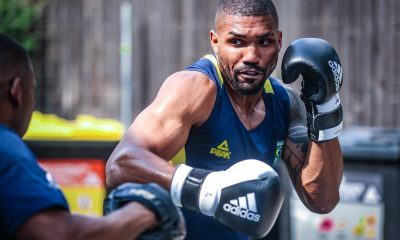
[172,55,290,240]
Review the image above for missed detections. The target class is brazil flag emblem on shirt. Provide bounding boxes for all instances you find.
[273,140,285,166]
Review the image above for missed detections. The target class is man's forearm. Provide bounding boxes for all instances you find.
[68,202,156,240]
[106,145,175,189]
[17,203,156,240]
[300,138,343,213]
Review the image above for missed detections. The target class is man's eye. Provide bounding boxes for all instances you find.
[259,39,271,46]
[230,39,243,45]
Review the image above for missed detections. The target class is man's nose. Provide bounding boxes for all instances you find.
[242,45,260,65]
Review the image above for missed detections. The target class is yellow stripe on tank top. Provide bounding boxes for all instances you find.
[264,78,275,94]
[203,54,224,88]
[169,147,186,166]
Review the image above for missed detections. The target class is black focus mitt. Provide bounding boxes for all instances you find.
[104,182,185,240]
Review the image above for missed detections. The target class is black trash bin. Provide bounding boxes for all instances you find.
[339,127,400,240]
[287,127,400,240]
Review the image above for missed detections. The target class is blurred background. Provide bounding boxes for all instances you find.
[1,0,399,239]
[3,0,399,127]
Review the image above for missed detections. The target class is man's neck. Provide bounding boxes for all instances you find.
[225,86,266,130]
[225,85,264,114]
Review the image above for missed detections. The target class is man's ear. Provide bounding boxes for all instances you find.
[277,30,283,51]
[9,78,23,107]
[210,30,219,56]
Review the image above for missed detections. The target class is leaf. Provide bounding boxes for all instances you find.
[0,0,48,53]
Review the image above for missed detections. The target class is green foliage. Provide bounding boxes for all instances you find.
[0,0,47,53]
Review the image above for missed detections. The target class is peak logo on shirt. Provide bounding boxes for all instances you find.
[209,140,231,159]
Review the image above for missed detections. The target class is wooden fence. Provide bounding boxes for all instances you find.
[36,0,400,127]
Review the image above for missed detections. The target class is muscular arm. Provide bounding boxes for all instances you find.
[106,71,217,189]
[17,202,156,240]
[282,87,343,214]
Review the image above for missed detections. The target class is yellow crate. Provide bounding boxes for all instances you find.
[62,187,106,217]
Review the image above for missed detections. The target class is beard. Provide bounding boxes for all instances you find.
[217,54,278,96]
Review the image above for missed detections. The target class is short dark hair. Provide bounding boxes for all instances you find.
[216,0,279,28]
[0,33,31,88]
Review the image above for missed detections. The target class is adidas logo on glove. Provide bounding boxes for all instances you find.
[223,193,260,222]
[328,60,343,92]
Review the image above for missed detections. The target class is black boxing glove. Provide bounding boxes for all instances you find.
[104,182,186,240]
[281,38,343,142]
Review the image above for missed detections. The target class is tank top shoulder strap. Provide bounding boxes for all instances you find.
[185,54,224,91]
[266,77,290,103]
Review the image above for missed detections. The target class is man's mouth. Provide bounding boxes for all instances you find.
[237,70,263,81]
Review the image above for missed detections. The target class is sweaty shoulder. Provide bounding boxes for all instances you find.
[275,80,308,139]
[155,70,217,127]
[275,79,306,121]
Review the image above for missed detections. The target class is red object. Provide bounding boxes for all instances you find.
[319,218,334,233]
[38,159,105,187]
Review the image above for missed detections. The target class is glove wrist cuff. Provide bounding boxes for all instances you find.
[309,121,343,142]
[181,168,211,212]
[170,164,193,207]
[307,94,343,142]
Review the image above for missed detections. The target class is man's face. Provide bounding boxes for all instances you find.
[211,14,282,95]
